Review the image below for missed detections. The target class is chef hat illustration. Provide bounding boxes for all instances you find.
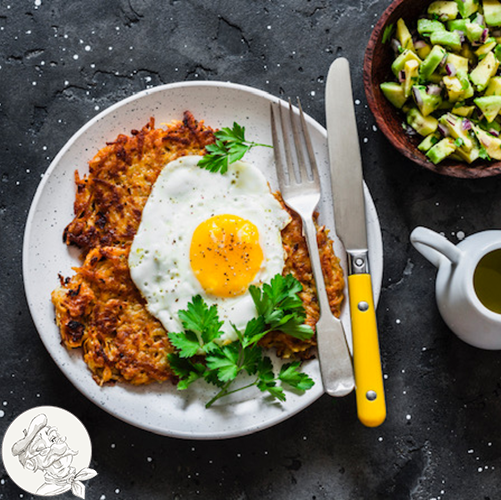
[11,414,48,467]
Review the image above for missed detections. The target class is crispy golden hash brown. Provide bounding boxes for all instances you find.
[52,111,344,386]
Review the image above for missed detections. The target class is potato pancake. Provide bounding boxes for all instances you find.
[52,111,344,386]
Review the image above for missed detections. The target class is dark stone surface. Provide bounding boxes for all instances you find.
[1,1,501,499]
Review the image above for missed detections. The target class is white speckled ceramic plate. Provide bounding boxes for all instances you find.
[23,81,383,440]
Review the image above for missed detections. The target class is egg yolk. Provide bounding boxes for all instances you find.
[190,214,264,297]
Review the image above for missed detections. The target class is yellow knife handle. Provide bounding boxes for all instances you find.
[348,273,386,427]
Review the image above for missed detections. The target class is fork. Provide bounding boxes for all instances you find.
[270,99,355,397]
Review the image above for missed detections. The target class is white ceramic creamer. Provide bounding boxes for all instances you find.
[410,226,501,350]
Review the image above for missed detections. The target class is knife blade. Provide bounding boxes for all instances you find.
[325,57,386,427]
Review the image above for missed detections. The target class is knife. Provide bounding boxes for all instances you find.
[325,57,386,427]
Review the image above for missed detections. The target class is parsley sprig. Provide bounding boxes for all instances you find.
[167,274,315,408]
[197,122,272,174]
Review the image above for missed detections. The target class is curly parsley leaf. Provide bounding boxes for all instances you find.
[168,274,314,408]
[198,122,272,174]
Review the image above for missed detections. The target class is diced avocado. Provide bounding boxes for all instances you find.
[474,95,501,121]
[417,18,447,37]
[419,45,447,82]
[460,42,476,64]
[483,0,501,27]
[447,19,468,32]
[430,30,462,51]
[470,52,499,92]
[404,59,420,98]
[475,39,497,57]
[439,113,474,150]
[485,76,501,95]
[426,137,457,163]
[472,124,501,159]
[406,107,439,136]
[447,53,469,73]
[391,49,422,77]
[465,22,485,43]
[495,44,501,62]
[412,85,443,116]
[380,82,407,109]
[454,144,480,163]
[418,132,440,152]
[443,75,472,102]
[428,1,459,21]
[456,71,475,99]
[452,103,475,117]
[396,18,414,52]
[454,0,479,18]
[416,42,432,60]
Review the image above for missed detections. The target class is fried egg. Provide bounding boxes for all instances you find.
[128,155,291,342]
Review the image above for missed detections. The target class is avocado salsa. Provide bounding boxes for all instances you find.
[381,0,501,165]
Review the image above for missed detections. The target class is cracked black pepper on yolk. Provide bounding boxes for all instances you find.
[189,214,264,297]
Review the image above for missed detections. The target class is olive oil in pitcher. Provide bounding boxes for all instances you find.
[473,249,501,315]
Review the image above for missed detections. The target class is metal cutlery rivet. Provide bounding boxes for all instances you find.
[358,301,369,312]
[366,391,377,401]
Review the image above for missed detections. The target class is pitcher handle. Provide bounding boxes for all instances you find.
[410,226,462,268]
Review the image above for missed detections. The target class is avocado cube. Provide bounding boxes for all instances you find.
[495,44,501,62]
[417,42,433,60]
[406,107,439,136]
[392,49,422,77]
[419,45,447,82]
[454,0,479,18]
[447,53,469,73]
[443,75,469,102]
[426,137,457,164]
[396,18,414,52]
[417,18,447,37]
[452,103,476,117]
[418,133,440,152]
[439,113,474,150]
[483,0,501,27]
[380,82,407,109]
[475,39,497,57]
[412,85,443,116]
[428,1,459,21]
[454,144,481,163]
[460,42,477,63]
[485,75,501,95]
[474,95,501,121]
[404,59,420,98]
[447,19,468,32]
[465,22,485,43]
[456,71,475,99]
[470,52,499,91]
[472,124,501,159]
[430,30,462,51]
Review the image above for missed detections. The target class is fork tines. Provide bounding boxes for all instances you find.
[270,98,318,188]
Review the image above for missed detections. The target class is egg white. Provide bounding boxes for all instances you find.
[129,155,291,342]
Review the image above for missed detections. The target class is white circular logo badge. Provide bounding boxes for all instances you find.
[1,406,97,498]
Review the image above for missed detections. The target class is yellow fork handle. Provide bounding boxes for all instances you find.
[348,273,386,427]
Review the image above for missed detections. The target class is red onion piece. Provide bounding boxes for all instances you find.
[445,63,457,76]
[439,54,448,67]
[474,14,485,26]
[414,40,427,49]
[489,128,500,137]
[480,28,489,44]
[462,119,472,131]
[398,70,406,83]
[412,87,423,107]
[426,84,442,95]
[391,38,401,54]
[438,124,450,137]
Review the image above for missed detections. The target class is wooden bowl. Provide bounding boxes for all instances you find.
[363,0,501,178]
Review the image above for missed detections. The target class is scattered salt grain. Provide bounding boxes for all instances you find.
[457,231,465,240]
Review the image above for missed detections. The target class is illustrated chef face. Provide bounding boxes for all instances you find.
[23,425,78,477]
